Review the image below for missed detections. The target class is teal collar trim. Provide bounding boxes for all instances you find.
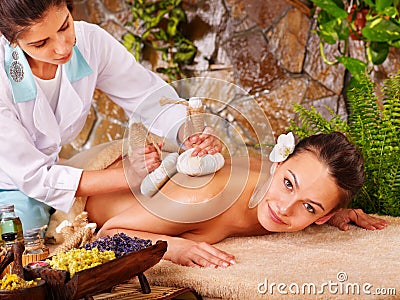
[4,44,37,103]
[4,44,93,103]
[65,45,93,83]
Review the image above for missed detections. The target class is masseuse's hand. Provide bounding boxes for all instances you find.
[184,127,223,157]
[328,208,388,231]
[167,238,235,268]
[128,143,162,186]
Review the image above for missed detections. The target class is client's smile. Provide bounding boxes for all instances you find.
[268,205,287,225]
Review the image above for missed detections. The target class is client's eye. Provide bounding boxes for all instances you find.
[284,178,293,190]
[304,203,315,214]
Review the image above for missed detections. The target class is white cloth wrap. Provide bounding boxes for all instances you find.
[140,153,179,197]
[176,148,225,176]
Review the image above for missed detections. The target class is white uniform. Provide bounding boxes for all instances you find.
[0,21,186,213]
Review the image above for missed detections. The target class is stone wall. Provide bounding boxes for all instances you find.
[62,0,400,158]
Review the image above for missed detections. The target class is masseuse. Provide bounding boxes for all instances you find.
[0,0,221,231]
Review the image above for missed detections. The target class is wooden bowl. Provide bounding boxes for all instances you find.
[0,279,46,300]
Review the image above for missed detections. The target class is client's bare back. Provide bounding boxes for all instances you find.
[86,156,266,240]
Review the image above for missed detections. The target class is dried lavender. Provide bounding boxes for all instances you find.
[83,232,152,257]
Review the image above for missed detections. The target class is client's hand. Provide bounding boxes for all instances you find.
[328,208,388,231]
[167,238,235,268]
[184,127,223,157]
[128,143,162,186]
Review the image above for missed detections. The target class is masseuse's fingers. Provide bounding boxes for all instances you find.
[185,127,222,157]
[129,144,161,177]
[196,128,223,155]
[143,143,162,173]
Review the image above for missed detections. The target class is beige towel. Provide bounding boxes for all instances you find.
[146,216,400,300]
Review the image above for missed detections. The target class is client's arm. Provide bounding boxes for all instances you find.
[97,227,235,268]
[328,208,388,231]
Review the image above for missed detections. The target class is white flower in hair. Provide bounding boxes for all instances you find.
[269,132,295,163]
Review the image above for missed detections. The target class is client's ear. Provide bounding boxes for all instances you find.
[314,212,336,225]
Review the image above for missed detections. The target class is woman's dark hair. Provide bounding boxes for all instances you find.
[0,0,73,43]
[289,132,365,210]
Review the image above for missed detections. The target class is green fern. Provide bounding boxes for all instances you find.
[290,72,400,216]
[288,104,349,139]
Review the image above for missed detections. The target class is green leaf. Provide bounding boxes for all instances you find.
[317,9,335,24]
[170,7,186,21]
[173,51,195,63]
[319,19,340,44]
[144,3,158,16]
[167,17,179,36]
[172,0,182,6]
[364,0,376,6]
[317,9,349,43]
[122,32,136,44]
[311,0,348,18]
[142,29,150,39]
[388,39,400,47]
[336,18,350,40]
[161,48,170,61]
[153,29,168,42]
[149,9,169,28]
[336,57,367,80]
[131,7,143,20]
[367,42,389,65]
[375,0,393,14]
[362,18,400,42]
[382,6,399,18]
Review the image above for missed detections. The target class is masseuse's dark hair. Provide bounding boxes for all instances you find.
[289,132,365,210]
[0,0,73,43]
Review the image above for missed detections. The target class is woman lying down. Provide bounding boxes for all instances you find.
[85,132,387,268]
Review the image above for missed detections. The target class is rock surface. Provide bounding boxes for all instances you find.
[62,0,400,158]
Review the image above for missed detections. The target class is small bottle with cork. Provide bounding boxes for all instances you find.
[0,204,24,249]
[24,227,46,254]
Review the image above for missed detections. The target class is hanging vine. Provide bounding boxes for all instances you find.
[122,0,197,82]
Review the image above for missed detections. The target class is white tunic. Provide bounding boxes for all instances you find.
[34,65,62,112]
[0,21,186,213]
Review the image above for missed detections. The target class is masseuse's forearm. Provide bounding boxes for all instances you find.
[75,168,137,197]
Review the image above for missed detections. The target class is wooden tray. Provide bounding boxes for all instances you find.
[23,240,167,300]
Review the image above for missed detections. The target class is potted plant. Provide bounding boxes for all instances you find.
[311,0,400,79]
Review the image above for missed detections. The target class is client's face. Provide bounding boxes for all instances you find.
[257,151,340,232]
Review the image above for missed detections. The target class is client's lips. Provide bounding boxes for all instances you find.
[268,205,287,225]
